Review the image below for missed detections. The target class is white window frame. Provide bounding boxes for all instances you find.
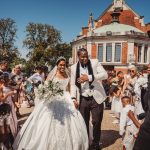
[97,44,103,62]
[114,43,122,63]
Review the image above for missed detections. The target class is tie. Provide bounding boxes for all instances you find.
[81,64,87,68]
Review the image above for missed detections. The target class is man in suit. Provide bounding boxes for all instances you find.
[70,48,108,150]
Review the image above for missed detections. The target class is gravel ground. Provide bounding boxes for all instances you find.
[19,107,122,150]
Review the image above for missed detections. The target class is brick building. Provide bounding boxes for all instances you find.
[71,0,150,72]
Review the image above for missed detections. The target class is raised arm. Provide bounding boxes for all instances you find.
[0,91,16,102]
[128,110,141,129]
[94,62,108,81]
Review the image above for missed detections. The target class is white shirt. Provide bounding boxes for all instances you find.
[28,73,45,83]
[80,64,93,97]
[119,104,135,135]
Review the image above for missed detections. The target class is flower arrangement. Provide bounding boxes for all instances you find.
[38,80,64,102]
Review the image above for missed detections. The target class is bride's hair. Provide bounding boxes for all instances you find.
[46,56,70,81]
[56,56,66,66]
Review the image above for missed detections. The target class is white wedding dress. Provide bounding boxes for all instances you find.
[13,77,88,150]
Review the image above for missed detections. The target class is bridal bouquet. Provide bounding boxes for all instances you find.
[37,80,64,102]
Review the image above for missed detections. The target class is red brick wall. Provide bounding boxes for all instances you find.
[146,24,150,32]
[96,12,112,28]
[82,27,88,36]
[120,10,135,26]
[122,42,128,64]
[91,43,97,59]
[95,9,147,33]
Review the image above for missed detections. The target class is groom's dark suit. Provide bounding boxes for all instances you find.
[71,59,108,149]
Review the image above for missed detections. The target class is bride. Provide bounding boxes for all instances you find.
[13,57,89,150]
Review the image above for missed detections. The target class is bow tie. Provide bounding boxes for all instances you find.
[81,64,87,68]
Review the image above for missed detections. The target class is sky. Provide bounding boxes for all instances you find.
[0,0,150,58]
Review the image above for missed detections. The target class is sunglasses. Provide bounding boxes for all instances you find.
[129,70,135,73]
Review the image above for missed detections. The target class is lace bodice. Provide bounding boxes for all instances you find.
[53,77,70,91]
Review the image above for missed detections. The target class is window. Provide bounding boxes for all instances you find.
[144,46,148,63]
[138,45,142,63]
[106,43,112,62]
[115,43,121,62]
[98,44,103,62]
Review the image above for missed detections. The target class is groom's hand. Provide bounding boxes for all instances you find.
[77,74,88,83]
[73,100,79,109]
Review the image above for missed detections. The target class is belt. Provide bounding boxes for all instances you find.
[80,95,93,101]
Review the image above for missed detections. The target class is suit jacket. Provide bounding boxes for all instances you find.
[70,59,108,104]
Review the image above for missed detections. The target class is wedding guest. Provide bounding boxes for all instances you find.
[27,66,45,106]
[10,64,24,117]
[133,73,150,150]
[110,85,122,124]
[123,65,138,104]
[0,60,9,74]
[0,73,17,149]
[28,66,45,85]
[120,96,141,150]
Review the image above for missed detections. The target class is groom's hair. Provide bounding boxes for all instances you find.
[77,48,88,56]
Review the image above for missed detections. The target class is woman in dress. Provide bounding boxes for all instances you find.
[13,57,89,150]
[0,72,17,149]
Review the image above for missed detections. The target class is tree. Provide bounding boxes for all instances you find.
[0,18,20,62]
[55,43,72,59]
[23,22,72,71]
[0,18,17,50]
[23,23,62,54]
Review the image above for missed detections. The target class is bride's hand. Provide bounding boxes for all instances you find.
[73,100,79,109]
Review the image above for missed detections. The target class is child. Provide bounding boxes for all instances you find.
[120,96,141,150]
[110,85,122,124]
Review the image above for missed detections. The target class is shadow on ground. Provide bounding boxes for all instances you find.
[101,130,121,148]
[18,112,32,126]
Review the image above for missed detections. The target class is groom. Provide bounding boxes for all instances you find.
[70,48,108,150]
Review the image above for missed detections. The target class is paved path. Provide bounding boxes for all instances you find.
[18,107,122,150]
[101,109,122,150]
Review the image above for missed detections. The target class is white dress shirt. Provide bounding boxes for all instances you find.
[119,104,135,136]
[28,73,45,83]
[80,64,93,97]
